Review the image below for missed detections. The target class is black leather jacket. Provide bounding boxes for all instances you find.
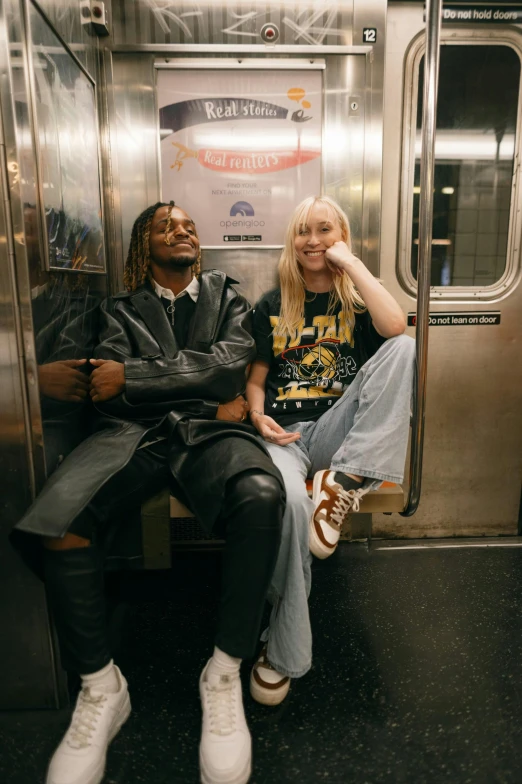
[15,271,282,539]
[94,270,254,422]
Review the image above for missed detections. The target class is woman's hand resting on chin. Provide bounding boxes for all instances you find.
[324,241,361,276]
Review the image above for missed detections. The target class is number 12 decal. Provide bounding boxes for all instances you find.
[363,28,377,43]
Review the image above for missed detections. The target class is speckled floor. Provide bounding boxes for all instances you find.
[3,541,522,784]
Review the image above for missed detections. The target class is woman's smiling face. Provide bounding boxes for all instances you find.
[294,202,343,274]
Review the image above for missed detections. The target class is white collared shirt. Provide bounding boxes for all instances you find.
[152,275,200,303]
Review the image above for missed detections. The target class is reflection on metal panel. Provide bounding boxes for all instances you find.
[111,54,159,271]
[202,248,280,307]
[7,1,108,489]
[32,0,99,78]
[28,2,106,273]
[0,34,33,523]
[33,275,104,477]
[323,53,367,265]
[4,0,47,491]
[354,0,387,275]
[111,1,354,47]
[0,0,62,711]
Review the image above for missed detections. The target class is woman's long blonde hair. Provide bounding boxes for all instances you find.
[276,195,366,342]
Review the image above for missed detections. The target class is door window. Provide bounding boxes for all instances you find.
[409,44,520,289]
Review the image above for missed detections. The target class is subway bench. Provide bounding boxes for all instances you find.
[140,482,404,570]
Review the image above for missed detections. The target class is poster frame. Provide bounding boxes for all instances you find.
[154,57,325,250]
[23,0,107,275]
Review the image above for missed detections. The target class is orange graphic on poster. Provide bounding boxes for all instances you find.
[170,142,320,174]
[287,87,312,110]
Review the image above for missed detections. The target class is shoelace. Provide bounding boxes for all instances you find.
[205,678,237,737]
[330,487,366,526]
[66,688,107,749]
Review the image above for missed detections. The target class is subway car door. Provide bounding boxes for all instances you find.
[378,6,522,538]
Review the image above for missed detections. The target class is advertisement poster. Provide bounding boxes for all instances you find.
[157,69,322,247]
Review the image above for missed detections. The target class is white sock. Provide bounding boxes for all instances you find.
[258,655,286,684]
[81,659,120,694]
[206,647,241,678]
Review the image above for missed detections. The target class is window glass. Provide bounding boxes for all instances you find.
[412,45,520,286]
[29,2,106,273]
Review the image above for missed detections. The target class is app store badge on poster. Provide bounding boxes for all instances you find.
[157,71,322,247]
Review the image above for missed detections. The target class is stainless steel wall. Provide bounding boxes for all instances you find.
[0,29,60,711]
[374,2,522,537]
[32,0,99,78]
[0,0,106,708]
[111,1,354,47]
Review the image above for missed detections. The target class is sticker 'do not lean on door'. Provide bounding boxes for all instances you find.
[157,69,322,247]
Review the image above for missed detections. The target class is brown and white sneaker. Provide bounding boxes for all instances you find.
[250,647,290,706]
[309,470,367,559]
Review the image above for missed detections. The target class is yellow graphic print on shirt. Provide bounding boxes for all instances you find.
[269,313,357,402]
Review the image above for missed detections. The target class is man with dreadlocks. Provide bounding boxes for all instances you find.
[14,201,285,784]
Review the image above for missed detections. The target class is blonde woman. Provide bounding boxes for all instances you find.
[246,195,415,705]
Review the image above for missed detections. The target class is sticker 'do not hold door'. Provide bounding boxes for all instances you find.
[157,69,322,247]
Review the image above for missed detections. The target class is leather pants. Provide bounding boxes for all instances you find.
[44,545,111,674]
[214,470,283,659]
[43,465,283,674]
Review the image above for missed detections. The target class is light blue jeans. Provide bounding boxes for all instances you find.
[260,334,416,678]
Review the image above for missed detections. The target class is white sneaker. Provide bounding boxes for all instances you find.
[46,666,131,784]
[309,470,367,559]
[199,660,252,784]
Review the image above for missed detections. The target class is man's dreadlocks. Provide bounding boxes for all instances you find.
[123,201,201,291]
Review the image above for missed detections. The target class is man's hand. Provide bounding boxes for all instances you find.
[89,359,125,403]
[38,359,90,402]
[250,411,301,446]
[216,395,249,423]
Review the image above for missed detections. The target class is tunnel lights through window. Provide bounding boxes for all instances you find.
[415,131,515,160]
[413,187,455,195]
[413,239,452,245]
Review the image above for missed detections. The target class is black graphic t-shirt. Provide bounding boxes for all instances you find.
[253,288,387,427]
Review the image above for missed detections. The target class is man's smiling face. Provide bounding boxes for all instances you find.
[149,205,200,269]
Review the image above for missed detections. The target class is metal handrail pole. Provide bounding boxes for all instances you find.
[401,0,442,517]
